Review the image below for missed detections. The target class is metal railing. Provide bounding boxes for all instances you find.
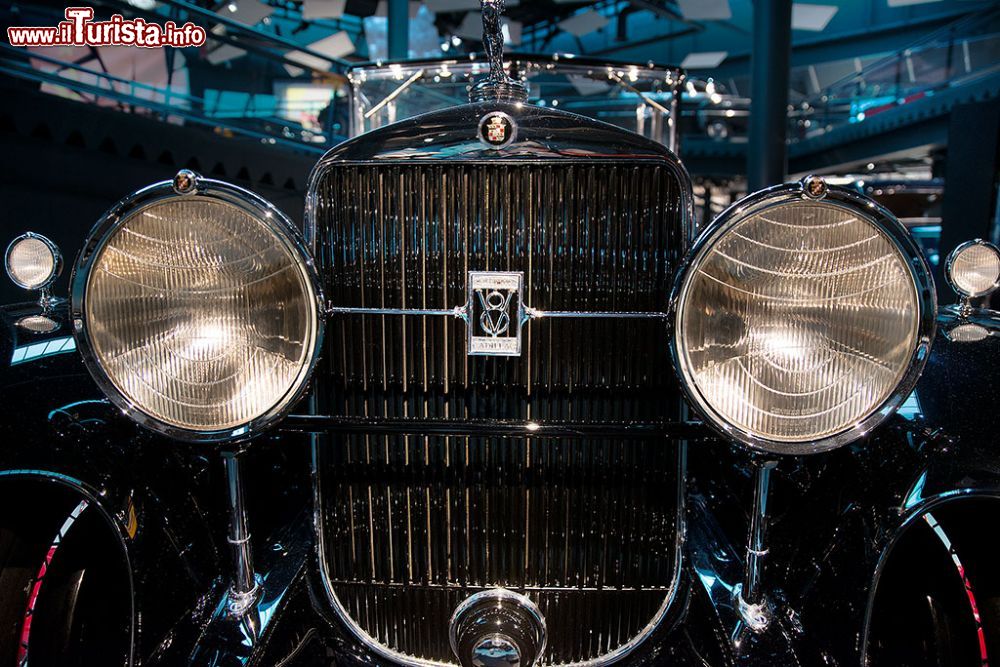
[2,1,997,153]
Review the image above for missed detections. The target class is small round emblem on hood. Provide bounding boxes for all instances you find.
[479,111,516,148]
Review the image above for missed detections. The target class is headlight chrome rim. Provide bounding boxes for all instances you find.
[669,179,936,455]
[71,175,325,444]
[944,239,1000,299]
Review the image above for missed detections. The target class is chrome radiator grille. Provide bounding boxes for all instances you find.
[315,435,682,665]
[313,161,684,422]
[311,159,686,664]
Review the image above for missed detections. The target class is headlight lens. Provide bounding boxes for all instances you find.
[76,180,321,439]
[674,184,934,453]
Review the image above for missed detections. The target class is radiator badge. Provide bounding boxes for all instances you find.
[478,111,516,149]
[467,271,523,356]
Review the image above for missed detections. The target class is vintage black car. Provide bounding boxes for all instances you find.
[2,3,999,666]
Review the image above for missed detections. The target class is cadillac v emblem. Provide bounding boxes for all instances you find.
[478,112,516,148]
[468,271,523,356]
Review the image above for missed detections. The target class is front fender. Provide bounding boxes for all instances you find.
[0,302,224,665]
[687,305,1000,666]
[862,494,1000,665]
[901,307,1000,498]
[857,306,1000,665]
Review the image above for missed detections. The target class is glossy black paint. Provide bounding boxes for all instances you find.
[866,496,1000,665]
[0,479,130,666]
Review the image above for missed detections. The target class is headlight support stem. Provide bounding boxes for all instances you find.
[223,451,262,618]
[734,458,778,637]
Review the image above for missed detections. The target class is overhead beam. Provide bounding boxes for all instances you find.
[590,26,700,56]
[152,0,352,68]
[713,8,986,77]
[600,7,981,74]
[387,0,409,60]
[74,0,349,76]
[788,70,1000,173]
[747,0,792,190]
[627,0,691,23]
[790,122,946,176]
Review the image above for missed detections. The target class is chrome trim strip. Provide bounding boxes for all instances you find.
[284,415,709,439]
[328,306,469,319]
[311,437,688,667]
[523,308,667,320]
[327,304,667,320]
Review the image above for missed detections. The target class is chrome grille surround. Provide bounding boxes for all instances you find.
[306,102,694,666]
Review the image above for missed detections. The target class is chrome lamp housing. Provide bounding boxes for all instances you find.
[670,177,937,455]
[944,238,1000,300]
[5,232,63,291]
[70,172,325,443]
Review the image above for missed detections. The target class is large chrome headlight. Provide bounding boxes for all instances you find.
[72,172,323,442]
[671,177,935,454]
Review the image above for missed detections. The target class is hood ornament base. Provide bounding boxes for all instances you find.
[469,0,528,104]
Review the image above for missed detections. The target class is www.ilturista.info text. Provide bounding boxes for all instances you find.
[7,7,207,48]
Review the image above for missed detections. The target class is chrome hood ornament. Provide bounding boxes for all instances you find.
[469,0,529,103]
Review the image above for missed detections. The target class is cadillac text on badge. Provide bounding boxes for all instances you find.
[467,271,523,356]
